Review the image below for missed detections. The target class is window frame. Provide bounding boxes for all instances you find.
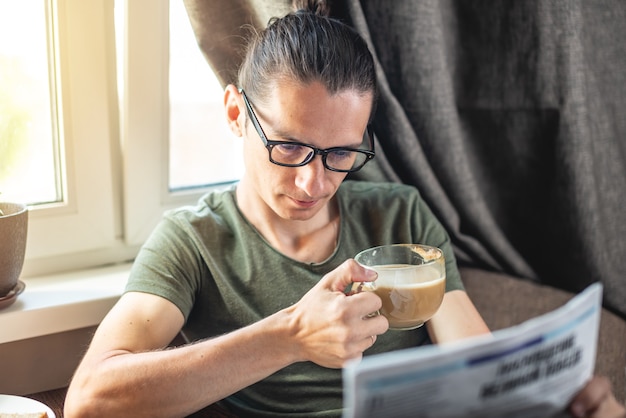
[24,0,120,275]
[121,0,218,247]
[23,0,221,277]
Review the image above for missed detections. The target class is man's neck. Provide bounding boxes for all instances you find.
[235,185,340,263]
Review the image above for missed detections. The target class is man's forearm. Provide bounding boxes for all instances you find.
[64,310,297,418]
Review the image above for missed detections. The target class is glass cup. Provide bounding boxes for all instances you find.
[355,244,446,331]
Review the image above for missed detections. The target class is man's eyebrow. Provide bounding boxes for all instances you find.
[266,125,298,141]
[273,127,366,148]
[252,109,297,141]
[275,136,364,149]
[258,113,367,148]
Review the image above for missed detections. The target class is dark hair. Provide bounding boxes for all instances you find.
[238,0,377,112]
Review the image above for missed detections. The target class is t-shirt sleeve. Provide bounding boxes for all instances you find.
[409,190,464,292]
[124,215,204,322]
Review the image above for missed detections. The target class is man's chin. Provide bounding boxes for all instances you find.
[281,204,324,221]
[283,210,319,222]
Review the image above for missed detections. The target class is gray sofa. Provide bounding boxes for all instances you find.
[461,267,626,404]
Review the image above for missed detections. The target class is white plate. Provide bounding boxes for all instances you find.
[0,394,56,418]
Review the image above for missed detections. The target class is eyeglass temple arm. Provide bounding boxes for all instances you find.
[239,88,269,145]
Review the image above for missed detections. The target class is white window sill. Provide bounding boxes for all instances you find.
[0,263,130,344]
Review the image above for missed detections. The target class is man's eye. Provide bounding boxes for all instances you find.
[330,150,353,160]
[275,143,305,154]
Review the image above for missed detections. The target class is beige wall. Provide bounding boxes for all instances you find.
[0,326,97,395]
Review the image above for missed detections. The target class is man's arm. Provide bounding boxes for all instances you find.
[64,260,388,418]
[66,291,293,417]
[426,290,491,344]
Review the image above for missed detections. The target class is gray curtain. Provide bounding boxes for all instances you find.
[183,0,626,319]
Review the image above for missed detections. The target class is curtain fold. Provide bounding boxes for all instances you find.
[345,1,537,280]
[183,0,626,319]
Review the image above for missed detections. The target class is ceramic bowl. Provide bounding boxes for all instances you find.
[0,202,29,297]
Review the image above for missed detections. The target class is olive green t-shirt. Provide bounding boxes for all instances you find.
[126,180,463,417]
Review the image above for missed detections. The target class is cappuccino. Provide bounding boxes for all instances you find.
[371,264,445,330]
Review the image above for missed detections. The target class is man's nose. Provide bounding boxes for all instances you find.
[294,155,328,195]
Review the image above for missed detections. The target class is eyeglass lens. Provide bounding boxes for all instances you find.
[270,143,370,171]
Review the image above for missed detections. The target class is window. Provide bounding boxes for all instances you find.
[1,0,242,277]
[168,0,243,190]
[120,0,243,247]
[0,0,60,206]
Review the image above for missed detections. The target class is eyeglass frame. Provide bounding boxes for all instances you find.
[239,88,375,173]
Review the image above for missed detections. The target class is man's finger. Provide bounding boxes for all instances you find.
[321,259,377,293]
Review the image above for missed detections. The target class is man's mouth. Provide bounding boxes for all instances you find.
[291,197,319,208]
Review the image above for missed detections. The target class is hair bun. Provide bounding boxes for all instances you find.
[292,0,331,17]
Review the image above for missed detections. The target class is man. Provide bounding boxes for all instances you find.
[64,2,522,417]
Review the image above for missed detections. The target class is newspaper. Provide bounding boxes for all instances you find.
[343,283,603,418]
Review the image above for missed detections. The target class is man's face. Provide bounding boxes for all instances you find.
[238,81,373,223]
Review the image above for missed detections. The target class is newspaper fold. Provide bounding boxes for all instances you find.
[343,283,602,418]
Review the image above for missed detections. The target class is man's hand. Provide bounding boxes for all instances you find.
[569,376,626,418]
[285,259,389,368]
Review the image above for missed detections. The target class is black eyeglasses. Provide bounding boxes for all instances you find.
[239,89,375,173]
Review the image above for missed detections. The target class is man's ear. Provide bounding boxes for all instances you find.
[224,84,244,137]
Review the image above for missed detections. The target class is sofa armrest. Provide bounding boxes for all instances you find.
[461,267,626,403]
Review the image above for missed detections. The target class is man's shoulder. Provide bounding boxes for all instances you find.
[338,181,424,216]
[339,180,419,197]
[163,184,237,225]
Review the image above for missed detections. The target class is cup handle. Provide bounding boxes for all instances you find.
[346,281,380,318]
[346,280,376,295]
